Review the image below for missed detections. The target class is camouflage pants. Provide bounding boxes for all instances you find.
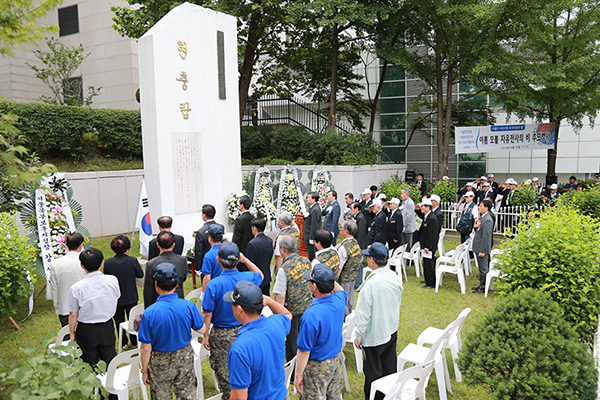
[209,325,239,400]
[149,345,196,400]
[301,351,345,400]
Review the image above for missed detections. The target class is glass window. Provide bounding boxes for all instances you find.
[58,5,79,36]
[381,114,406,130]
[382,65,405,81]
[380,98,406,114]
[458,162,486,178]
[380,131,406,146]
[381,81,405,97]
[381,147,406,164]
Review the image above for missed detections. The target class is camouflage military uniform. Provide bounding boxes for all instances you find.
[336,237,363,316]
[301,351,345,400]
[209,325,239,400]
[278,226,301,251]
[315,248,340,274]
[149,345,196,400]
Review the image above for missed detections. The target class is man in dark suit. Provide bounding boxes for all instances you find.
[478,182,495,204]
[416,173,427,197]
[148,216,185,261]
[233,194,254,270]
[472,199,494,294]
[194,204,224,274]
[385,198,404,251]
[245,218,274,296]
[304,191,322,260]
[350,202,368,250]
[430,195,443,232]
[144,231,188,307]
[418,199,439,289]
[359,189,373,228]
[367,200,387,245]
[322,190,341,245]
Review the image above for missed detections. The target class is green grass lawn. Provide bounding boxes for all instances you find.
[0,233,500,399]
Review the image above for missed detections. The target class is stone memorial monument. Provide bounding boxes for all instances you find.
[138,3,241,245]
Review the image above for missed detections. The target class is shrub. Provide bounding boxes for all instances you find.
[458,289,597,400]
[0,212,37,324]
[0,339,105,399]
[431,179,456,202]
[496,204,600,343]
[378,173,421,204]
[510,184,539,206]
[558,185,600,220]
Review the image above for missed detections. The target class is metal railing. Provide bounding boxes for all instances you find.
[439,202,532,235]
[242,95,353,135]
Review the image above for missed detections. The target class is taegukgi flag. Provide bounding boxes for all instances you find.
[135,180,152,256]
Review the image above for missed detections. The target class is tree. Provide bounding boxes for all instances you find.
[26,38,101,106]
[111,0,290,122]
[0,0,61,57]
[479,0,600,178]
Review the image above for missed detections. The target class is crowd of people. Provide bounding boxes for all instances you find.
[47,174,585,400]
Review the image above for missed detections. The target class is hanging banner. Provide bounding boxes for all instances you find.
[455,123,556,154]
[35,189,53,299]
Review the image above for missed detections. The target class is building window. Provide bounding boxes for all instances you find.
[58,5,79,36]
[379,62,407,164]
[63,76,83,105]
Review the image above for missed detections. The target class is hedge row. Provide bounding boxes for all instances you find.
[0,102,142,160]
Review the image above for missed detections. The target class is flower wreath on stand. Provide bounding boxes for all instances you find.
[225,190,251,223]
[252,167,277,229]
[310,166,333,211]
[276,164,306,217]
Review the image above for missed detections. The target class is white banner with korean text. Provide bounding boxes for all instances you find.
[35,189,54,299]
[455,123,556,154]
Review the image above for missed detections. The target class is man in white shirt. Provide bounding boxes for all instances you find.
[49,232,86,328]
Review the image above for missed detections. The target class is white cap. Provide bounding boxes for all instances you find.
[465,191,475,197]
[488,173,494,178]
[362,188,370,195]
[506,178,518,185]
[524,179,532,185]
[532,177,539,181]
[483,182,491,187]
[389,197,401,205]
[480,176,488,180]
[550,183,558,190]
[419,198,433,207]
[430,194,441,203]
[442,176,449,180]
[466,182,474,187]
[372,199,383,208]
[377,193,387,200]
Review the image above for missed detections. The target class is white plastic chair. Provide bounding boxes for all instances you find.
[118,303,144,353]
[437,229,447,257]
[375,360,436,400]
[48,325,70,356]
[435,243,468,294]
[350,326,364,374]
[186,288,204,311]
[96,348,148,400]
[393,322,454,400]
[416,308,472,382]
[191,331,220,399]
[261,306,273,317]
[363,266,373,282]
[402,242,421,278]
[342,312,363,373]
[391,244,409,281]
[284,356,297,400]
[340,318,353,392]
[485,251,506,297]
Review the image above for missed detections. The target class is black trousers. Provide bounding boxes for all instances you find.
[306,243,316,261]
[423,254,436,287]
[363,331,398,400]
[113,303,137,347]
[58,314,70,341]
[76,320,118,400]
[286,314,302,362]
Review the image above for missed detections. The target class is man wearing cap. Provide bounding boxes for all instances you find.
[471,199,494,294]
[456,191,478,243]
[416,173,427,197]
[322,190,341,245]
[354,243,403,400]
[294,264,347,399]
[304,192,322,261]
[144,231,188,308]
[274,212,301,272]
[400,188,416,248]
[457,181,474,200]
[385,198,404,251]
[549,183,561,201]
[195,204,225,275]
[368,199,387,246]
[202,242,264,400]
[360,189,374,227]
[139,263,206,400]
[148,216,185,261]
[65,247,120,400]
[487,174,498,191]
[273,235,313,363]
[336,220,362,316]
[312,229,341,273]
[478,182,495,204]
[225,281,293,400]
[430,194,443,232]
[418,198,439,289]
[202,223,225,291]
[246,218,274,296]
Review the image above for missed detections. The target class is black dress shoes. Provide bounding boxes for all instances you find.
[422,285,435,289]
[472,287,484,294]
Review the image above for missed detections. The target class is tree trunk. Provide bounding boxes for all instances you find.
[547,120,560,177]
[435,31,446,180]
[440,67,454,179]
[328,24,339,134]
[369,60,388,134]
[238,14,263,123]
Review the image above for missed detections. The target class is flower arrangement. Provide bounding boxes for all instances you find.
[225,191,249,221]
[252,167,277,224]
[45,194,69,258]
[311,167,331,211]
[276,165,305,216]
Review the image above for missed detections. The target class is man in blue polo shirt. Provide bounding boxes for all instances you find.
[202,224,225,291]
[202,242,264,400]
[294,264,347,399]
[225,281,292,400]
[138,263,206,400]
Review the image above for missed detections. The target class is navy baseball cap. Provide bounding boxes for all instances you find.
[361,243,389,260]
[208,224,224,237]
[218,242,239,261]
[153,262,178,282]
[303,263,336,285]
[223,281,263,309]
